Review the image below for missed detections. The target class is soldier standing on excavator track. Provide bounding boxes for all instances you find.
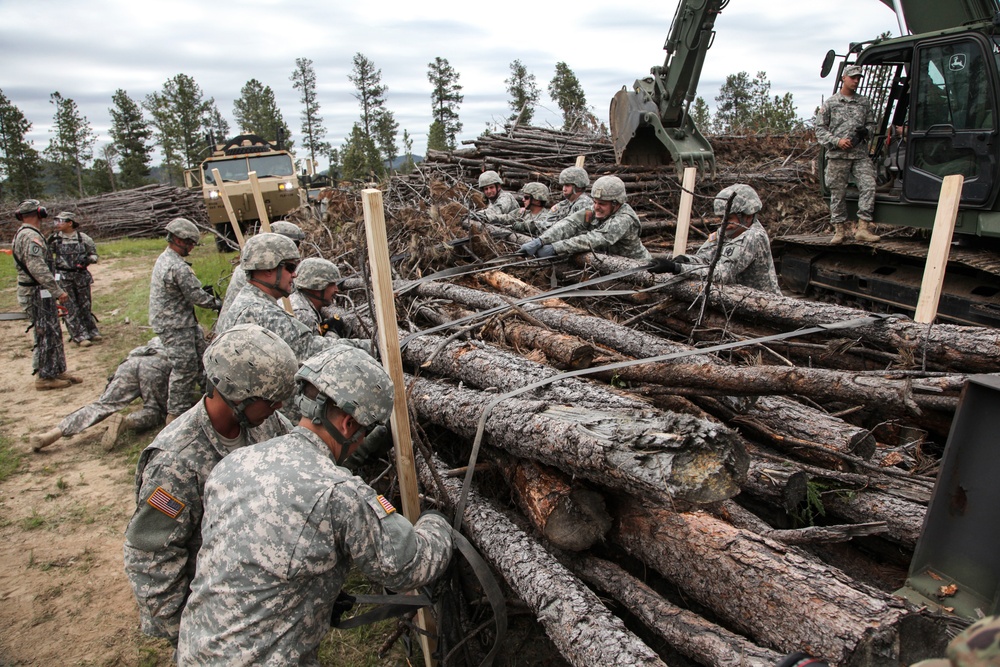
[815,64,882,245]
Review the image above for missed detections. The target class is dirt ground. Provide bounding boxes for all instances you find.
[0,258,173,666]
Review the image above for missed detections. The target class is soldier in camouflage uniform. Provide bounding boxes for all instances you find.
[30,337,172,452]
[289,257,373,353]
[649,184,781,294]
[815,64,881,244]
[177,345,454,665]
[48,211,101,346]
[123,324,298,646]
[217,233,355,362]
[910,614,1000,666]
[218,220,304,318]
[519,175,652,261]
[11,200,78,390]
[484,182,555,236]
[478,170,520,218]
[149,218,222,422]
[546,166,593,224]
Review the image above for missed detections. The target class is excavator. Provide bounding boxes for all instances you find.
[610,0,1000,326]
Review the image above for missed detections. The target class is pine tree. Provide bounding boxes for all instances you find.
[0,89,43,200]
[290,57,328,166]
[505,59,540,126]
[205,104,230,145]
[427,57,463,150]
[373,109,398,171]
[109,89,153,189]
[144,74,216,185]
[548,62,590,131]
[714,71,754,133]
[44,92,97,196]
[690,96,712,132]
[399,129,416,173]
[348,53,387,138]
[233,79,292,147]
[340,123,382,181]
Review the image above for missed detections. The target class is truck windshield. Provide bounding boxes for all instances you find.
[202,153,294,184]
[203,158,249,185]
[248,154,294,178]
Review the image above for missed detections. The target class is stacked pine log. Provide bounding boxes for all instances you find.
[1,184,208,242]
[315,127,987,665]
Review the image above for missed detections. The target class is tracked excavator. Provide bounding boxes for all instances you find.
[610,0,1000,326]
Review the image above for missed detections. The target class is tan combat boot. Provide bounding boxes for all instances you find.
[830,223,846,245]
[855,220,881,242]
[78,340,92,348]
[57,372,83,384]
[31,427,64,452]
[101,413,125,451]
[35,377,72,391]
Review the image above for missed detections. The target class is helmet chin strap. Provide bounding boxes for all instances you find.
[250,266,292,297]
[296,392,359,465]
[217,390,256,432]
[302,287,332,308]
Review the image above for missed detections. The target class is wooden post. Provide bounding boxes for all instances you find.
[915,174,964,324]
[248,171,271,230]
[673,167,697,257]
[211,168,245,248]
[361,188,437,667]
[575,155,586,168]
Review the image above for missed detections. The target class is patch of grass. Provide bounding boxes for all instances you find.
[0,434,23,482]
[56,476,68,491]
[97,238,164,260]
[21,509,47,531]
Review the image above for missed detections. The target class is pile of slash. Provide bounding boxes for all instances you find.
[301,128,996,666]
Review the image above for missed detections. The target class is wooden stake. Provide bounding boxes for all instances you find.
[575,155,586,168]
[673,167,697,257]
[361,188,437,667]
[248,171,271,231]
[211,168,245,248]
[915,174,964,324]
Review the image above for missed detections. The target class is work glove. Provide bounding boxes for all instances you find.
[320,314,347,337]
[519,238,543,256]
[536,244,556,259]
[647,257,681,274]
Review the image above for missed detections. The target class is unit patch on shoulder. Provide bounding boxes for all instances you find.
[147,486,185,519]
[368,494,396,519]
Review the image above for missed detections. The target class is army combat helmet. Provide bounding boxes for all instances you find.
[164,218,201,243]
[241,232,300,296]
[558,166,589,190]
[295,346,394,463]
[591,175,628,204]
[294,257,341,291]
[478,170,502,188]
[910,615,1000,667]
[203,323,298,429]
[714,183,762,217]
[269,220,306,243]
[521,182,550,205]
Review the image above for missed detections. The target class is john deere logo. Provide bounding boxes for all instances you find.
[949,54,967,71]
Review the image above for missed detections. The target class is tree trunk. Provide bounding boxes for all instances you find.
[416,454,667,667]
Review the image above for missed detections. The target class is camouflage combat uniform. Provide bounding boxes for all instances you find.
[217,265,246,319]
[13,223,67,380]
[48,229,100,343]
[484,189,520,217]
[289,290,374,356]
[538,203,652,261]
[815,91,877,224]
[217,283,350,361]
[59,337,171,437]
[675,219,780,294]
[123,400,292,643]
[910,614,1000,666]
[177,426,454,665]
[546,192,594,226]
[148,247,218,416]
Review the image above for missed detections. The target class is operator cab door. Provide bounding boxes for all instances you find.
[903,35,1000,207]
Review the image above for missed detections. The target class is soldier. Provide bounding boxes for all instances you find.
[177,346,454,665]
[815,64,881,244]
[218,220,305,318]
[478,169,520,218]
[217,233,353,362]
[123,323,298,646]
[519,175,652,262]
[648,184,781,294]
[30,337,172,453]
[11,199,80,390]
[48,211,101,347]
[546,166,593,223]
[483,182,554,236]
[288,257,372,349]
[149,218,222,424]
[909,614,1000,666]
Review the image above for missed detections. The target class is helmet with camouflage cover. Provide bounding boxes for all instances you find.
[269,220,306,242]
[521,182,550,204]
[294,257,342,291]
[240,232,300,271]
[295,346,394,458]
[559,166,589,190]
[908,616,1000,667]
[478,170,503,188]
[713,183,762,217]
[591,175,628,204]
[15,199,47,221]
[203,323,298,426]
[165,218,201,243]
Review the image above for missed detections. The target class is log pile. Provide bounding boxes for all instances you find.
[0,184,208,242]
[310,126,985,665]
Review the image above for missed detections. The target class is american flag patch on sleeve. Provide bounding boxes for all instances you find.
[147,486,185,519]
[377,495,396,515]
[368,494,397,518]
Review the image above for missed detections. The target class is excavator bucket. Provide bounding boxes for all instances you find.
[610,87,716,176]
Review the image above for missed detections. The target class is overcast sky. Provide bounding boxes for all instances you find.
[0,0,901,166]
